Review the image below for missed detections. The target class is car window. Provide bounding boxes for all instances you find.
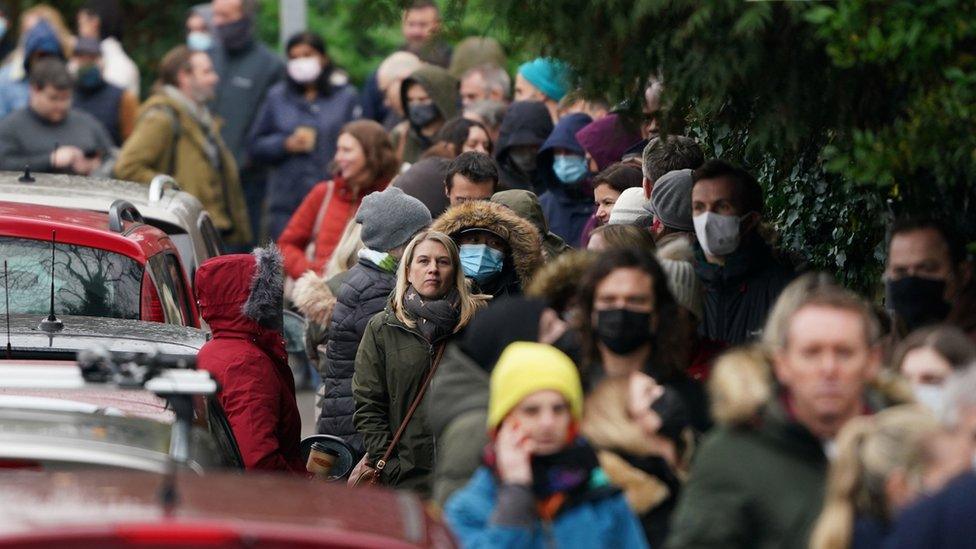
[205,397,244,469]
[145,253,193,326]
[198,214,224,258]
[0,236,142,319]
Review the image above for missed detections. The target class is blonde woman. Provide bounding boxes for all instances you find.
[352,230,488,496]
[810,405,938,549]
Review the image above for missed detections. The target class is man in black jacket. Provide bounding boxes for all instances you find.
[210,0,285,246]
[316,187,432,457]
[691,159,794,346]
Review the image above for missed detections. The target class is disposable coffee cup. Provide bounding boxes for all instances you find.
[307,441,338,478]
[294,126,317,151]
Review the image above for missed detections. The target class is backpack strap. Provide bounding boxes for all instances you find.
[141,104,182,176]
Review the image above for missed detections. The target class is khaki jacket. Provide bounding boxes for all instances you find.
[114,92,251,245]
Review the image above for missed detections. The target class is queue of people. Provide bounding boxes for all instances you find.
[1,1,974,548]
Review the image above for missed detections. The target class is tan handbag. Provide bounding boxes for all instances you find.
[349,344,447,487]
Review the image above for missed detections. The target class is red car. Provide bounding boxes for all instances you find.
[0,199,198,327]
[0,470,457,548]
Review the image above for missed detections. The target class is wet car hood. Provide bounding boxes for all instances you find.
[3,314,207,358]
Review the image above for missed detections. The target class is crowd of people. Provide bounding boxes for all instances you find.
[1,0,975,547]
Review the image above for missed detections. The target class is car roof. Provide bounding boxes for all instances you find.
[2,314,207,359]
[0,201,172,262]
[0,470,448,546]
[0,171,205,233]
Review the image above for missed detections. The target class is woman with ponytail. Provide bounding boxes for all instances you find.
[809,405,938,549]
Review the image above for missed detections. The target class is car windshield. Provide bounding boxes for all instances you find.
[0,236,142,319]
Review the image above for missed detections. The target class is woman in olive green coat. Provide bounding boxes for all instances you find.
[352,230,488,497]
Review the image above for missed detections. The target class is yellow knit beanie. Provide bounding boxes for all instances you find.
[487,342,584,429]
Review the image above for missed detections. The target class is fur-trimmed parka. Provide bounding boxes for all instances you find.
[195,245,304,473]
[431,200,543,297]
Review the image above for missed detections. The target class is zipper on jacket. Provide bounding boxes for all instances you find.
[541,520,556,549]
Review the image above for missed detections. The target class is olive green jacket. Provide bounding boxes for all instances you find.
[114,91,251,245]
[352,307,455,497]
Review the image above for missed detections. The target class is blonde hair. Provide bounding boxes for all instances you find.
[391,230,487,331]
[20,5,73,55]
[323,217,364,279]
[809,406,937,549]
[708,345,773,425]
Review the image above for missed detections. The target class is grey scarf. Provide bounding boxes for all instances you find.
[403,285,461,343]
[162,85,222,169]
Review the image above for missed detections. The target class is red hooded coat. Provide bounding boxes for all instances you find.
[195,247,304,473]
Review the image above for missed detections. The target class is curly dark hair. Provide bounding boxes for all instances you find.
[577,248,687,383]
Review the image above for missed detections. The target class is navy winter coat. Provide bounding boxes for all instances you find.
[316,258,395,456]
[247,80,360,239]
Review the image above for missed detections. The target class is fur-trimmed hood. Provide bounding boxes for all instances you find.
[708,345,915,427]
[525,250,596,311]
[196,245,285,336]
[431,201,543,286]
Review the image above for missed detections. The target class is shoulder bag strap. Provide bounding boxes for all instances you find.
[375,343,447,472]
[304,179,337,262]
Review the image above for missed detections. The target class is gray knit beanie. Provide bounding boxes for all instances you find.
[647,169,694,232]
[659,258,703,320]
[356,187,432,251]
[608,187,651,226]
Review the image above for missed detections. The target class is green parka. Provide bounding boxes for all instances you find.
[352,307,457,497]
[391,65,460,164]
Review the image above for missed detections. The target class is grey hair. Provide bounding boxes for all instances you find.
[940,363,976,428]
[463,63,512,101]
[465,99,507,131]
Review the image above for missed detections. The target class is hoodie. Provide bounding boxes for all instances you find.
[0,20,65,118]
[393,65,460,164]
[537,112,596,244]
[493,101,554,193]
[431,200,543,298]
[491,189,571,261]
[392,156,451,217]
[195,246,304,473]
[575,113,642,172]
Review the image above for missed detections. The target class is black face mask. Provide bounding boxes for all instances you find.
[509,149,538,173]
[885,276,951,332]
[595,308,653,355]
[216,16,254,53]
[408,103,439,128]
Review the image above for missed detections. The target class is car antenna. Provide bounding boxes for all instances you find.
[3,261,10,359]
[38,230,63,333]
[18,165,34,183]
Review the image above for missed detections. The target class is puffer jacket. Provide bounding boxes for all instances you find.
[247,76,361,240]
[317,256,396,455]
[352,307,462,497]
[195,246,304,473]
[445,466,649,549]
[430,200,543,298]
[694,232,795,346]
[493,101,554,193]
[391,65,460,164]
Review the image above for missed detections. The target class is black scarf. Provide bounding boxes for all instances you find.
[403,285,461,342]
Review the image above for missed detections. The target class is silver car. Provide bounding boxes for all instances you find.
[0,171,223,282]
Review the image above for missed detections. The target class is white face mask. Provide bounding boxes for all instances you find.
[287,56,322,84]
[693,212,742,257]
[912,383,946,414]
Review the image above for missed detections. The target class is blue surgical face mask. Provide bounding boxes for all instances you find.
[553,154,588,184]
[459,243,504,283]
[187,31,213,52]
[0,18,8,41]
